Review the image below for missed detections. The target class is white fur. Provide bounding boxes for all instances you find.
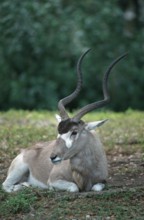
[48,180,79,192]
[55,114,62,123]
[2,153,29,192]
[85,119,108,131]
[60,132,73,148]
[91,183,105,191]
[52,156,62,163]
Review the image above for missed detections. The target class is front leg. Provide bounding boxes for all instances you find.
[48,179,79,192]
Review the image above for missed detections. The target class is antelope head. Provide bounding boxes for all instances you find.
[50,50,127,163]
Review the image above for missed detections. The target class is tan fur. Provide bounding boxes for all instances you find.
[2,125,108,192]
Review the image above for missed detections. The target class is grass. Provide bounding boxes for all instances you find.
[0,187,37,215]
[0,110,144,220]
[0,186,144,220]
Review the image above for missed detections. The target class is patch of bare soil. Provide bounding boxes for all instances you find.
[108,151,144,189]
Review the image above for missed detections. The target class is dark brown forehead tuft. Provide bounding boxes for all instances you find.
[58,119,84,134]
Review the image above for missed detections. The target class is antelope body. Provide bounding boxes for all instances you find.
[2,50,127,192]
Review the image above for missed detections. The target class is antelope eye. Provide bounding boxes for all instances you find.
[71,131,78,136]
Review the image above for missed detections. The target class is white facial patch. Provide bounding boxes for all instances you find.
[60,132,73,148]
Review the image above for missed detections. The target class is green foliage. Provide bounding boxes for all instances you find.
[0,0,144,111]
[0,187,37,216]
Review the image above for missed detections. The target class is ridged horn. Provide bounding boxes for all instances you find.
[58,48,91,120]
[72,53,128,122]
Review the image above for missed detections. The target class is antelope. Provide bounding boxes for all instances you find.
[2,49,127,193]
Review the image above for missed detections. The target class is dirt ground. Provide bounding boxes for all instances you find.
[107,152,144,189]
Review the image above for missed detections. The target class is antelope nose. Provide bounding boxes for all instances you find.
[50,154,62,164]
[50,155,57,161]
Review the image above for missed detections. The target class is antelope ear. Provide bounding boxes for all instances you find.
[85,119,108,130]
[55,114,62,123]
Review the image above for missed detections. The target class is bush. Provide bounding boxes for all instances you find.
[0,0,144,111]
